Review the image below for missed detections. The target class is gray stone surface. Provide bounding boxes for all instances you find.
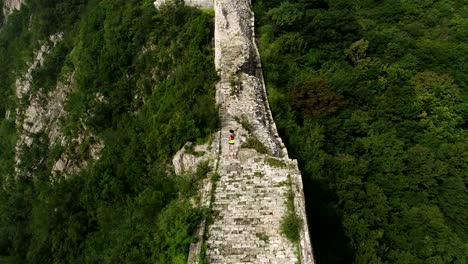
[206,151,298,263]
[168,1,315,263]
[210,1,314,261]
[214,0,287,158]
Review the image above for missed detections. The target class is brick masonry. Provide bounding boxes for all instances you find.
[156,0,315,263]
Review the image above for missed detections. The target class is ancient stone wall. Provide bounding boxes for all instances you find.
[205,1,314,262]
[158,0,315,262]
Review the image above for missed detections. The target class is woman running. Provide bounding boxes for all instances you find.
[228,129,236,156]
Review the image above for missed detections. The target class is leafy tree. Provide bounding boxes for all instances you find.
[254,0,468,262]
[0,1,217,263]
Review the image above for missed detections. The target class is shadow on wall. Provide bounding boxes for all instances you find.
[300,160,355,264]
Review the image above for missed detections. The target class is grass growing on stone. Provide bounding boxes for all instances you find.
[281,174,303,244]
[281,208,303,243]
[210,172,220,205]
[185,143,205,157]
[242,136,268,154]
[198,172,221,263]
[229,76,241,96]
[254,171,264,177]
[235,114,253,134]
[256,232,270,243]
[265,157,287,168]
[196,160,211,180]
[276,180,288,187]
[199,241,209,264]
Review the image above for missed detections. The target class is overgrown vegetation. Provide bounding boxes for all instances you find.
[254,0,468,263]
[265,157,286,168]
[242,136,269,154]
[234,114,253,134]
[0,0,5,26]
[281,175,302,243]
[0,1,217,263]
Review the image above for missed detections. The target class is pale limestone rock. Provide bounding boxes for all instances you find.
[14,33,104,178]
[16,33,63,99]
[2,0,22,19]
[154,0,213,9]
[172,142,210,174]
[15,33,64,176]
[51,134,104,177]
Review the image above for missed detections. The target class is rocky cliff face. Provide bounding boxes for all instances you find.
[2,0,22,19]
[154,0,213,9]
[14,33,103,178]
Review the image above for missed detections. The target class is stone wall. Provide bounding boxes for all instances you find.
[208,1,315,262]
[214,0,287,157]
[162,0,315,262]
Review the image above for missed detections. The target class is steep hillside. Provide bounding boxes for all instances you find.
[2,0,468,263]
[254,0,468,263]
[1,1,218,262]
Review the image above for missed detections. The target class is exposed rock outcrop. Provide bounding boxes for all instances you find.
[154,0,213,9]
[14,33,103,178]
[173,141,211,174]
[2,0,22,20]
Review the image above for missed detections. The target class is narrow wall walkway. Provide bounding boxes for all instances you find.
[154,0,315,263]
[207,150,298,263]
[202,0,315,263]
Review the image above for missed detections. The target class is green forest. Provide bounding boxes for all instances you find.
[0,0,467,263]
[254,0,468,263]
[1,0,217,263]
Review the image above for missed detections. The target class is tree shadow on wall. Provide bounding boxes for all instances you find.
[302,173,355,264]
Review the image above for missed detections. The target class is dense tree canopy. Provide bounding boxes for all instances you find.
[0,1,217,263]
[254,0,468,263]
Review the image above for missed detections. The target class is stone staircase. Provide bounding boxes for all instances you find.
[206,151,298,263]
[155,0,315,263]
